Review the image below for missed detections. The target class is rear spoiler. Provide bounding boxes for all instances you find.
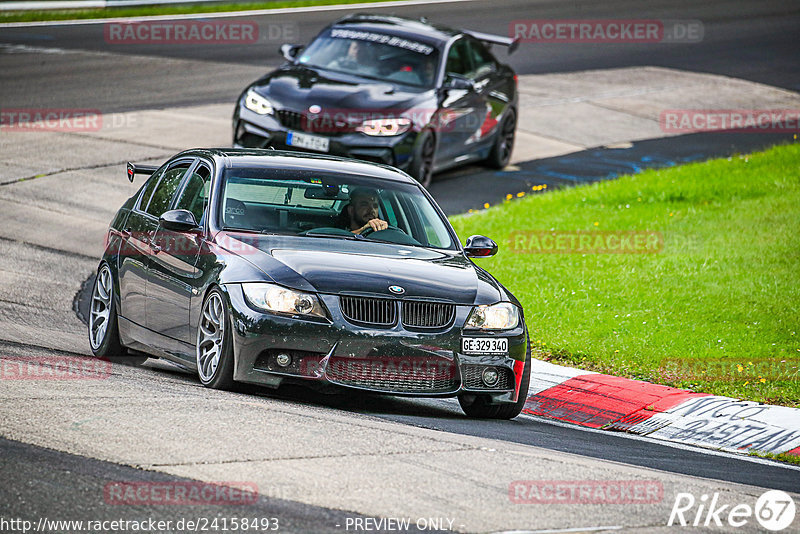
[126,162,158,183]
[464,30,519,55]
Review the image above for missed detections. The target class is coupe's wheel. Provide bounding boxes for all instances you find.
[409,130,435,188]
[197,288,235,390]
[485,108,516,170]
[88,264,147,366]
[458,338,531,419]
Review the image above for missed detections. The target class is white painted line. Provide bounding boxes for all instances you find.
[492,527,623,534]
[0,0,477,27]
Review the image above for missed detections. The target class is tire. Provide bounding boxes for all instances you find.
[88,264,148,367]
[458,337,531,419]
[408,130,435,188]
[196,288,236,390]
[485,108,516,170]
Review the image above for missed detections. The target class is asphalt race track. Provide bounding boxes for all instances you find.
[1,0,800,532]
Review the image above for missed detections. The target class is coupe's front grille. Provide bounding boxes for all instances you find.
[276,110,304,130]
[340,296,397,326]
[402,301,455,329]
[326,356,459,393]
[462,365,514,390]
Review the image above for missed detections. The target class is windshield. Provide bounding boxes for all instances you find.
[219,167,456,250]
[298,28,440,88]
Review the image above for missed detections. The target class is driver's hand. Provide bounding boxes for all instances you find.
[356,218,388,234]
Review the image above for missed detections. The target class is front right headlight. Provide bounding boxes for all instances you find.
[241,283,326,319]
[244,90,273,115]
[465,302,519,330]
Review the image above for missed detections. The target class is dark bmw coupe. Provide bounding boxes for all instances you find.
[233,14,519,188]
[90,149,530,418]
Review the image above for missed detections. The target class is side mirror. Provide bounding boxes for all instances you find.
[443,74,474,92]
[280,43,304,63]
[160,209,199,232]
[464,235,498,257]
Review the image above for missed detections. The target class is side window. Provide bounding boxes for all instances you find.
[136,167,165,212]
[445,39,471,77]
[145,162,191,218]
[174,163,212,224]
[466,40,496,79]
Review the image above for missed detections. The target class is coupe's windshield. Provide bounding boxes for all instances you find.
[298,28,440,88]
[219,168,456,250]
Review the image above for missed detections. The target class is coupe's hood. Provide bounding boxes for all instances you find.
[220,234,502,305]
[250,65,433,115]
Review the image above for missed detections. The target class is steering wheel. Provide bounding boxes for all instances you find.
[360,224,404,237]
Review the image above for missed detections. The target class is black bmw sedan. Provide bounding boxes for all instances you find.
[91,149,530,419]
[232,14,518,188]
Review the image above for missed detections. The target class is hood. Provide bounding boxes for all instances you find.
[219,233,500,305]
[250,65,434,122]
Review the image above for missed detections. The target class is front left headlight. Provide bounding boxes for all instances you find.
[241,283,326,319]
[465,302,519,330]
[244,89,273,115]
[356,117,412,136]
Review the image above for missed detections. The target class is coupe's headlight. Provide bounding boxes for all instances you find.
[356,118,411,136]
[465,302,519,330]
[241,283,326,318]
[244,90,273,115]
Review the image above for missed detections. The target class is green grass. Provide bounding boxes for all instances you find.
[750,450,800,466]
[450,143,800,406]
[0,0,393,23]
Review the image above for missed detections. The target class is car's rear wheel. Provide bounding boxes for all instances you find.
[485,108,516,170]
[197,288,236,390]
[408,130,435,188]
[88,264,148,366]
[458,338,531,419]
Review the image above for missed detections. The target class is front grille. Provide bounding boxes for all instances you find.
[340,296,397,326]
[326,356,459,393]
[276,110,304,130]
[462,365,514,390]
[402,301,455,329]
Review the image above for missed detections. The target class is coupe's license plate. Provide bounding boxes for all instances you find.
[461,337,508,354]
[286,131,329,152]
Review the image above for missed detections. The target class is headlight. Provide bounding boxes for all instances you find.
[356,118,411,136]
[465,302,519,330]
[244,90,273,115]
[241,283,326,318]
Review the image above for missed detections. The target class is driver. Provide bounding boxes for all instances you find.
[345,187,388,234]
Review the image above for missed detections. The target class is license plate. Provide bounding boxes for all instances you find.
[461,337,508,354]
[286,131,329,152]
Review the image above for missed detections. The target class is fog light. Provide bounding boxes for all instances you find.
[275,353,292,367]
[481,367,500,387]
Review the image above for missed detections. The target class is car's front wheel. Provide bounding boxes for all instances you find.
[196,288,236,390]
[458,339,531,419]
[408,130,435,188]
[88,264,147,366]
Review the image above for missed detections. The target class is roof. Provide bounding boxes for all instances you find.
[176,148,417,184]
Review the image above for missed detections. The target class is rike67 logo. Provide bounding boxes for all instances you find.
[668,490,796,531]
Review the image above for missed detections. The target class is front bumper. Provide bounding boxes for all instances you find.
[225,284,527,404]
[233,106,418,171]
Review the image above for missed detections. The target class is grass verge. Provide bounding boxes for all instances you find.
[0,0,393,23]
[451,143,800,406]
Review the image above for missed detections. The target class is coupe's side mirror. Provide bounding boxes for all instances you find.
[443,74,475,92]
[464,235,498,257]
[160,209,200,232]
[280,43,304,63]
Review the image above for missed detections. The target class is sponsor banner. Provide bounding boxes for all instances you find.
[660,109,800,133]
[104,481,259,505]
[509,480,663,504]
[0,356,111,380]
